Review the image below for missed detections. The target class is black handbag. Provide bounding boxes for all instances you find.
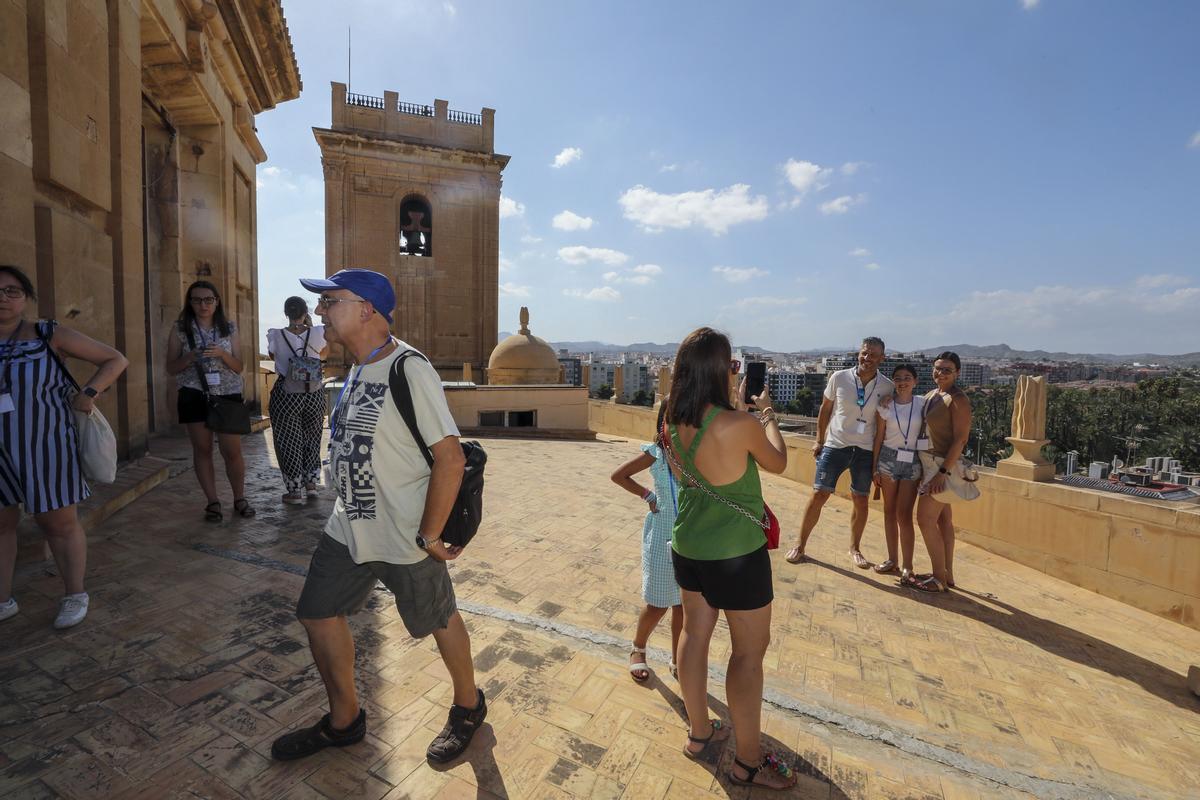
[389,350,485,548]
[192,359,251,435]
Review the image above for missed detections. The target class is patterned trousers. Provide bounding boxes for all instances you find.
[270,381,327,494]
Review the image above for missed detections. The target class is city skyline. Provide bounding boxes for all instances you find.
[254,1,1200,355]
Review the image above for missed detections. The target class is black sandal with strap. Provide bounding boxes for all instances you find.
[682,719,729,760]
[728,753,796,790]
[204,501,222,523]
[233,498,256,518]
[271,710,366,761]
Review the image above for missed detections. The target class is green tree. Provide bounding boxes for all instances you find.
[596,384,614,400]
[631,389,654,407]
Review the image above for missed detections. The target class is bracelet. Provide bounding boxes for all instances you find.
[758,408,776,426]
[644,491,657,507]
[640,486,651,500]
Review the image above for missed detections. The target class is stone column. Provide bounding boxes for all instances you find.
[612,364,624,404]
[996,374,1055,481]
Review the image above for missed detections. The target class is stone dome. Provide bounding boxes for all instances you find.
[487,307,561,385]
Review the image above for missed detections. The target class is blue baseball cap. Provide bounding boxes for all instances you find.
[300,269,395,323]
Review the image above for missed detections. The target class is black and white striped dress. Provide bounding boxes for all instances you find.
[0,320,89,513]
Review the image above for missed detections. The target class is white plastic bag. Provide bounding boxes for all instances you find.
[74,407,118,484]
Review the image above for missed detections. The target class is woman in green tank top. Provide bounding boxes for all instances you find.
[661,327,794,790]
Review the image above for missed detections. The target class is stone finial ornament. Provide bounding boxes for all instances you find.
[519,306,530,335]
[997,374,1054,481]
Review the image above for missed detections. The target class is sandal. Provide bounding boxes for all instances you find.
[669,660,678,680]
[910,575,948,593]
[728,753,796,790]
[629,647,652,683]
[233,498,256,518]
[271,710,366,761]
[873,559,897,574]
[850,550,871,569]
[304,484,321,499]
[682,719,730,760]
[784,546,807,564]
[204,501,222,523]
[282,493,304,506]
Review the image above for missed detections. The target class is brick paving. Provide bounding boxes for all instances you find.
[2,431,1198,799]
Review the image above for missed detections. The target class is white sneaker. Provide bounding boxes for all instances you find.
[305,484,321,499]
[54,593,89,629]
[0,597,17,622]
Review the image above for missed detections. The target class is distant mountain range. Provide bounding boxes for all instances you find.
[499,333,1200,366]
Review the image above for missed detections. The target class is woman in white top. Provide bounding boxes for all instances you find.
[266,297,328,505]
[870,364,925,577]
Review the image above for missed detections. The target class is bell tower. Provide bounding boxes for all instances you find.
[314,83,510,379]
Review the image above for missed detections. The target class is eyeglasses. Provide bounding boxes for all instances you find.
[730,359,742,374]
[933,366,957,374]
[315,295,366,309]
[189,296,218,306]
[1,287,27,299]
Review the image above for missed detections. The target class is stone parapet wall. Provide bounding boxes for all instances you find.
[588,401,1200,630]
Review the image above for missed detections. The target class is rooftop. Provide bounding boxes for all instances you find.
[2,433,1198,799]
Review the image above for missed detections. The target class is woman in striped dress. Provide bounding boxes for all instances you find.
[266,297,328,505]
[610,405,683,683]
[0,265,129,629]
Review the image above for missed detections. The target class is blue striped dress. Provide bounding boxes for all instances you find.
[640,443,681,608]
[0,320,89,513]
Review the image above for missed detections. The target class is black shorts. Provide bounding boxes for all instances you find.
[672,545,773,611]
[177,387,243,425]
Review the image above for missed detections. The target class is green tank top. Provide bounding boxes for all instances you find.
[669,407,767,561]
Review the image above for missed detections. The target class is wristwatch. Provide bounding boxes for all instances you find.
[415,534,428,549]
[82,386,98,399]
[938,467,949,475]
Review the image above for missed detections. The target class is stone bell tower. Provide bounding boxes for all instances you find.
[314,83,510,379]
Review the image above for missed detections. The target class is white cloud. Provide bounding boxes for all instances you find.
[660,163,680,173]
[1136,273,1190,289]
[499,196,525,219]
[819,194,866,215]
[557,246,629,266]
[849,247,871,257]
[1021,0,1040,8]
[618,184,769,235]
[256,164,299,191]
[632,264,662,276]
[520,233,543,244]
[603,264,661,286]
[551,147,582,168]
[1189,131,1200,149]
[443,1,457,16]
[552,210,594,231]
[602,271,619,282]
[712,266,769,283]
[499,255,513,273]
[841,161,868,176]
[564,286,620,302]
[733,296,808,309]
[865,262,881,271]
[499,282,529,297]
[782,159,831,195]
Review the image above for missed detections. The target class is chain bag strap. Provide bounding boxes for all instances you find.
[658,420,769,531]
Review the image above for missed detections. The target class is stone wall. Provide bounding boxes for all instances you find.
[589,401,1200,631]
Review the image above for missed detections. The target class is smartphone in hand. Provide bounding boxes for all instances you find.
[744,361,767,406]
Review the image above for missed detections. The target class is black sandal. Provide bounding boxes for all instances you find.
[271,710,366,761]
[682,719,729,760]
[204,501,222,523]
[427,689,487,763]
[233,498,256,518]
[728,753,795,790]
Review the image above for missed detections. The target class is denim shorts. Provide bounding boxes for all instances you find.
[875,445,923,482]
[814,445,874,496]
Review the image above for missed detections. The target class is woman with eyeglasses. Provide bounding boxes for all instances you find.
[870,364,925,579]
[661,327,795,791]
[266,297,328,505]
[0,265,128,629]
[907,351,972,593]
[165,280,253,522]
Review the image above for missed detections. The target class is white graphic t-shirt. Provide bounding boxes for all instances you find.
[823,367,895,449]
[325,341,459,565]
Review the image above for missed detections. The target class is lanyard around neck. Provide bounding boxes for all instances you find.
[896,396,920,447]
[329,339,393,443]
[854,370,877,410]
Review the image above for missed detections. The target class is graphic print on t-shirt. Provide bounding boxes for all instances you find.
[331,381,388,520]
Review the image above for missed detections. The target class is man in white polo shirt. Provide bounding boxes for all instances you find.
[785,337,893,569]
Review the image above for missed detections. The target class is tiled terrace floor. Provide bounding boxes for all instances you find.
[2,432,1198,799]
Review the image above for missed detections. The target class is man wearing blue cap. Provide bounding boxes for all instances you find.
[271,269,485,764]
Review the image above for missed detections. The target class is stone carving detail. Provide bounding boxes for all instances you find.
[1010,374,1047,441]
[519,306,529,334]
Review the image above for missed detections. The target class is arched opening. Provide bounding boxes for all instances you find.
[399,195,432,256]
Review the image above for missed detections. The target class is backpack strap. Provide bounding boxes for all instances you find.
[388,350,435,468]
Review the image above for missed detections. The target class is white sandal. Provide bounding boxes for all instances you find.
[628,647,652,683]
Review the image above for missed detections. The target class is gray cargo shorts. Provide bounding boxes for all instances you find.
[296,534,457,638]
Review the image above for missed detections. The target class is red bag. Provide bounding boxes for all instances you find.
[763,504,780,550]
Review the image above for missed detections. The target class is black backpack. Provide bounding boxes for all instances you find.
[388,350,486,548]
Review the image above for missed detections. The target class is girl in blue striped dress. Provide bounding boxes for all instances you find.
[610,409,682,683]
[0,265,128,629]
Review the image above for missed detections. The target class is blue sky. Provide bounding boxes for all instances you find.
[255,0,1200,355]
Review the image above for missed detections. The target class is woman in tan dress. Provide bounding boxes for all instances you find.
[905,351,971,593]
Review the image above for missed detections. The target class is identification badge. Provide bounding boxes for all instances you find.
[855,419,866,435]
[205,371,221,387]
[0,393,13,413]
[896,449,915,463]
[916,437,931,451]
